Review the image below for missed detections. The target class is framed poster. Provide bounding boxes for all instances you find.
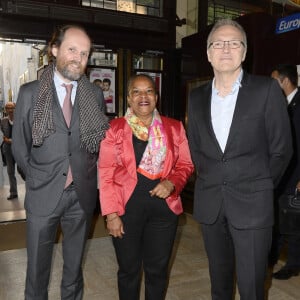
[88,67,116,114]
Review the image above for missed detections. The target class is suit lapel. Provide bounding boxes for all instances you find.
[71,97,79,128]
[161,118,174,177]
[52,90,66,128]
[225,73,249,153]
[288,90,300,115]
[53,84,68,127]
[202,83,224,154]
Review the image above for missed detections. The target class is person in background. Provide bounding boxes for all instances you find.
[12,24,109,300]
[1,102,18,199]
[0,128,4,188]
[269,64,300,280]
[98,73,194,300]
[188,19,292,300]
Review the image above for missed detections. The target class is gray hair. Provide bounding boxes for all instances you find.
[207,19,247,50]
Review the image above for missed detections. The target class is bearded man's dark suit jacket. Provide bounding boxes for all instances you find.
[188,72,293,300]
[12,80,104,216]
[11,78,105,300]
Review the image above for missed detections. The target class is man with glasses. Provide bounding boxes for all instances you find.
[188,19,292,300]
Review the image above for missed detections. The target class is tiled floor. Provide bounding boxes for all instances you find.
[0,166,26,223]
[0,214,300,300]
[1,170,300,299]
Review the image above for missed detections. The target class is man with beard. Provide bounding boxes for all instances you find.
[12,25,109,300]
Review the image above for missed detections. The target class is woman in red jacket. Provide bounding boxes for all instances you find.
[98,73,194,300]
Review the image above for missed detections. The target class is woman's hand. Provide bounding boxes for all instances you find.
[106,213,124,238]
[149,179,174,199]
[3,136,11,144]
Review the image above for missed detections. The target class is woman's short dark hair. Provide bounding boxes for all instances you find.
[127,73,156,96]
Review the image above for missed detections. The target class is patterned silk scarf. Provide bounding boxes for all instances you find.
[125,107,167,180]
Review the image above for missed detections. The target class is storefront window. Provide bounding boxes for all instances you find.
[82,0,163,17]
[89,50,118,67]
[133,52,163,71]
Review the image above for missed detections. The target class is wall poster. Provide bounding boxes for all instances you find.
[88,67,116,114]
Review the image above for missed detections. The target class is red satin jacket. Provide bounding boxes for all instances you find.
[98,116,194,216]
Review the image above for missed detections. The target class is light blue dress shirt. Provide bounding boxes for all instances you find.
[211,70,243,152]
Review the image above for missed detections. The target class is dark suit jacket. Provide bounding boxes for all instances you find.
[188,72,293,229]
[12,79,105,216]
[277,89,300,195]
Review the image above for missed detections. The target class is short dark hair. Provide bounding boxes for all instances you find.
[93,79,102,84]
[127,73,156,96]
[48,24,92,62]
[273,64,298,87]
[103,78,111,85]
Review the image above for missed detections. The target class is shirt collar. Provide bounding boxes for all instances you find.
[212,69,243,96]
[287,88,298,104]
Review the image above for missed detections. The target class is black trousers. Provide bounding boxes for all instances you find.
[25,185,93,300]
[269,192,300,269]
[201,204,272,300]
[112,194,178,300]
[3,147,17,195]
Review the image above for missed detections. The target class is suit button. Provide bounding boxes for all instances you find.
[69,153,72,156]
[223,181,227,185]
[63,173,67,176]
[68,131,71,136]
[222,158,227,162]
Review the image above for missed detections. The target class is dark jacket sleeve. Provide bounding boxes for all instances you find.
[12,81,38,177]
[266,79,293,187]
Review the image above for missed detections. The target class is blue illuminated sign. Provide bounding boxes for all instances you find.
[276,13,300,34]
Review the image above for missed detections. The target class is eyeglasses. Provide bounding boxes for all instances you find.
[208,40,245,49]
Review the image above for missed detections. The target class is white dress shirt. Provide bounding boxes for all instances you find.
[211,70,243,152]
[54,72,77,107]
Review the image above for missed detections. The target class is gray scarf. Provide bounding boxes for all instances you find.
[32,64,109,153]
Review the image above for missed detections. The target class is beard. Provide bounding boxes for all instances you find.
[56,59,85,81]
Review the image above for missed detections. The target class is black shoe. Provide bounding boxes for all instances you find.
[272,268,300,280]
[7,194,18,200]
